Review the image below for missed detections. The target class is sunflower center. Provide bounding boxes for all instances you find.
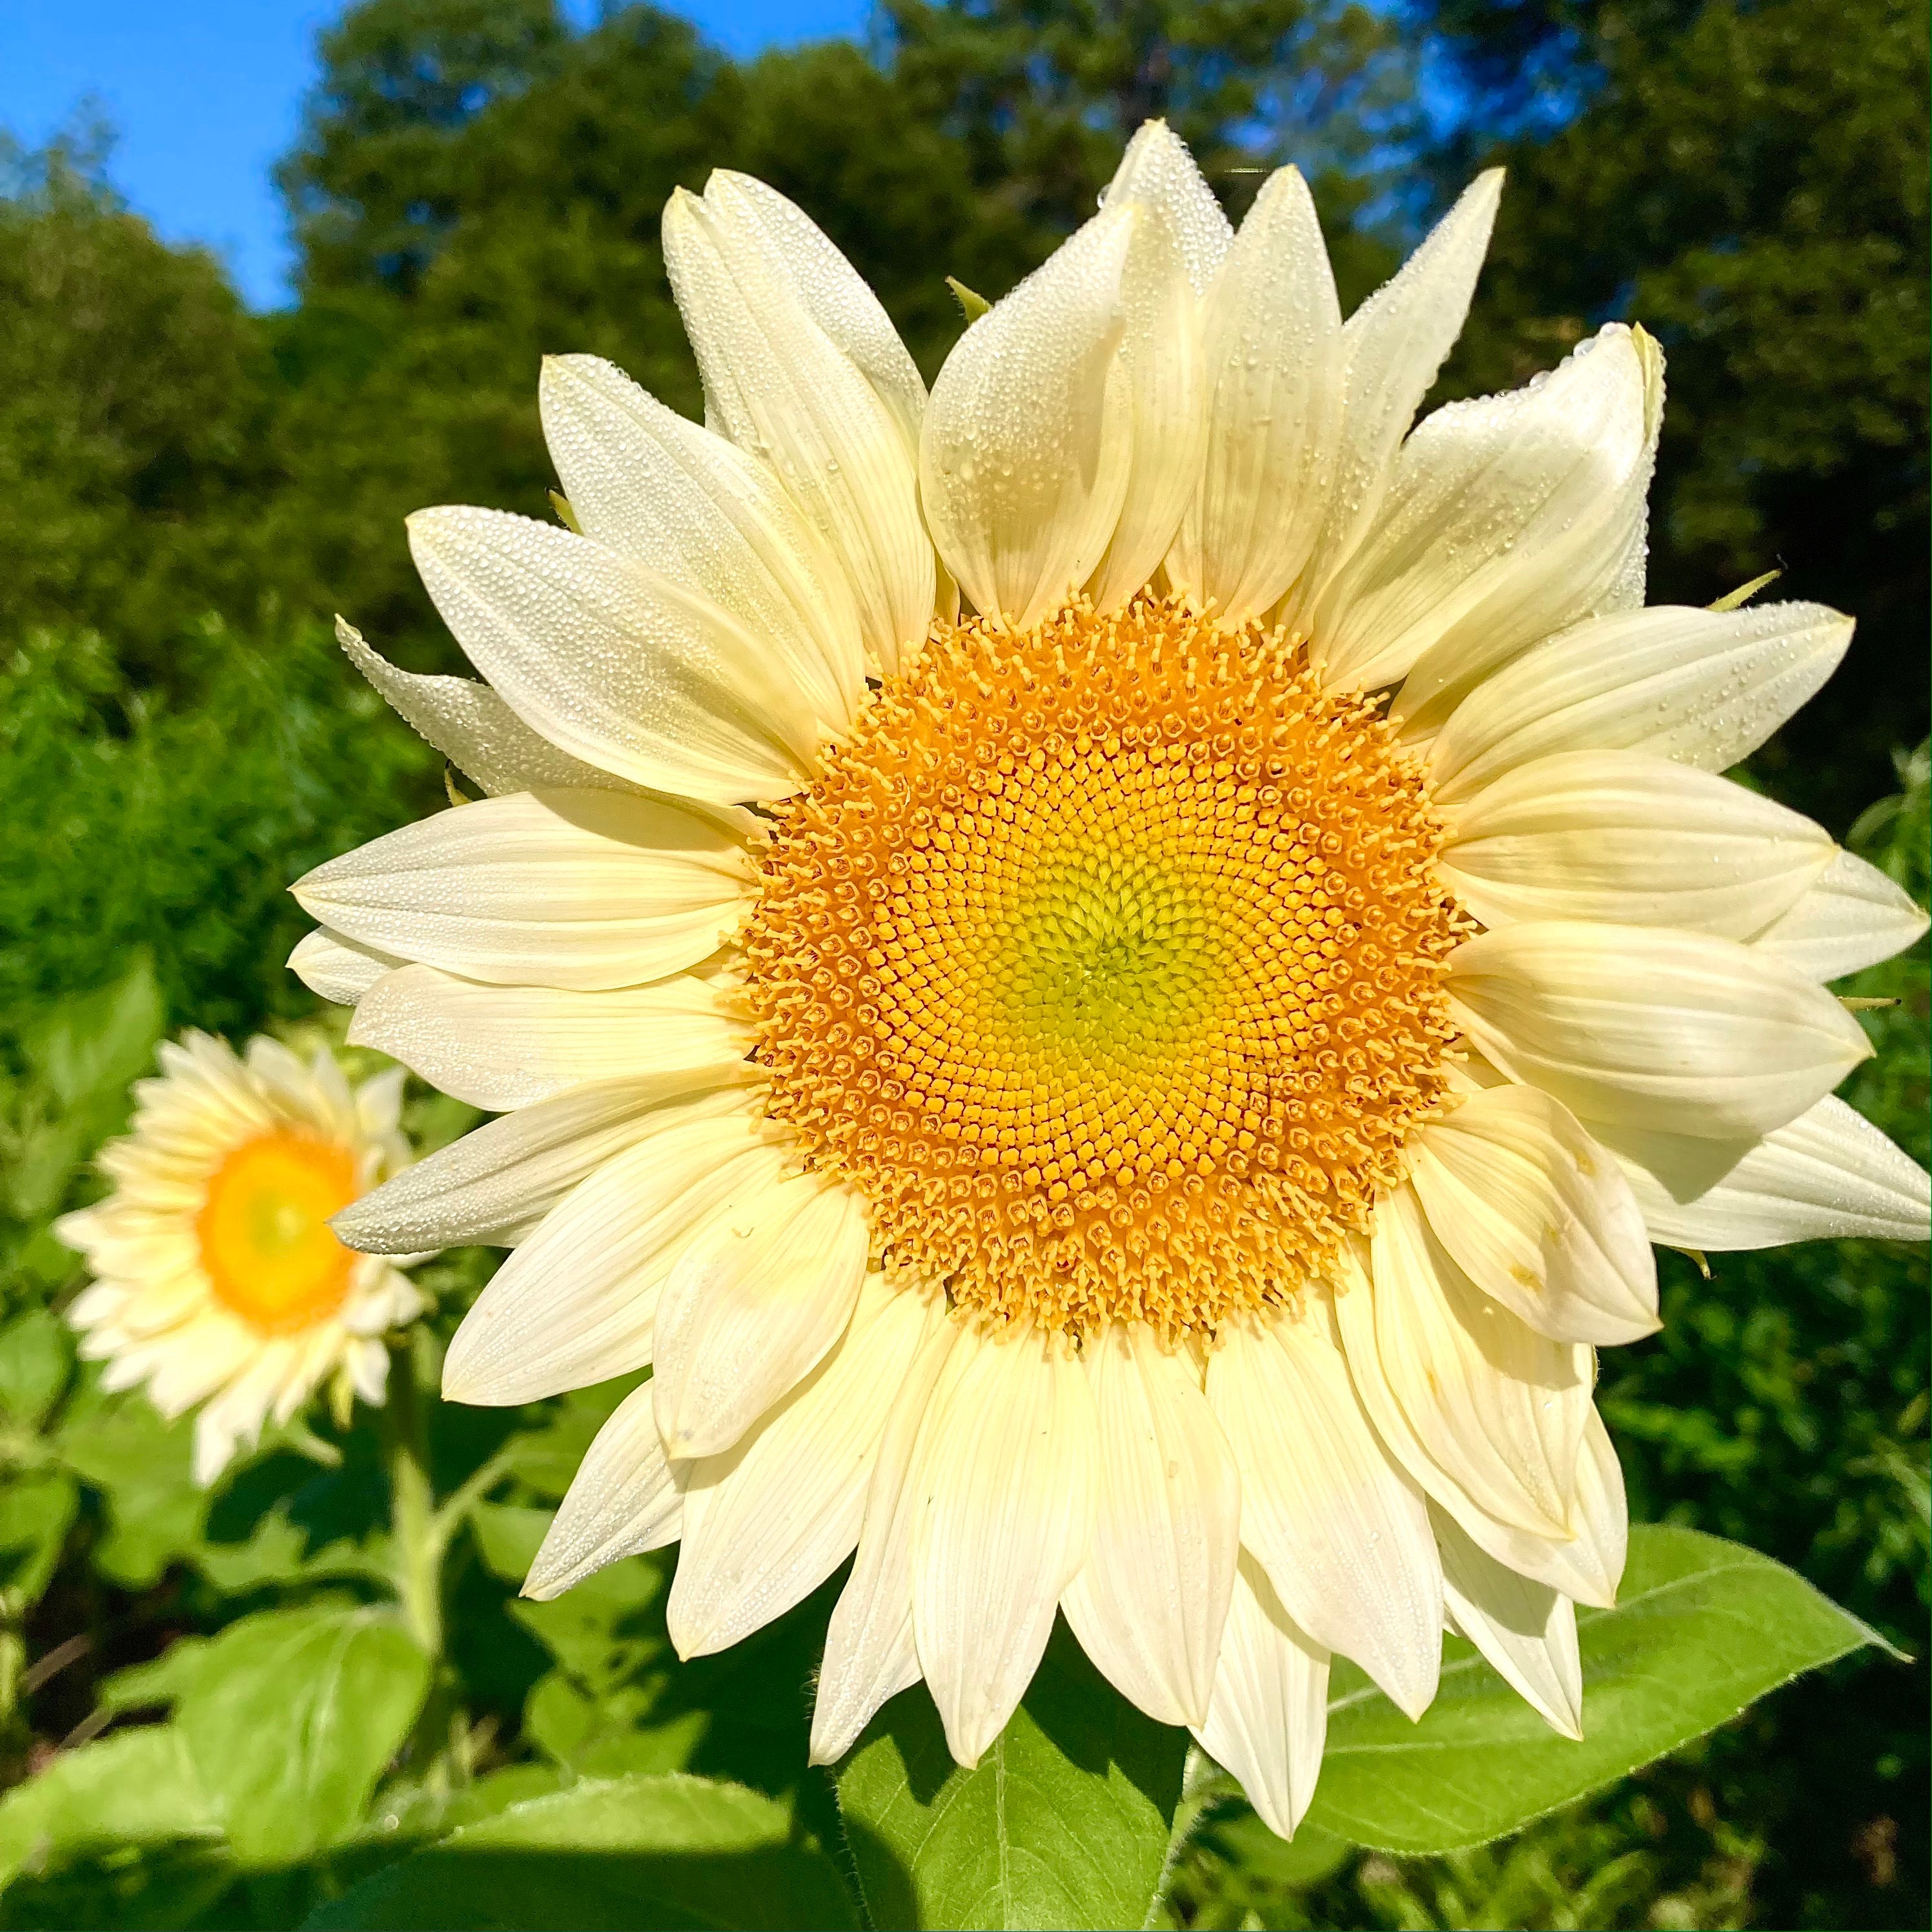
[196,1131,360,1336]
[741,595,1463,1338]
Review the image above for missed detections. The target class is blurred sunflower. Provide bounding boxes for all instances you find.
[292,123,1929,1835]
[57,1034,427,1484]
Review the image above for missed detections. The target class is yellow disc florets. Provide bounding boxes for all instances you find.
[740,595,1463,1339]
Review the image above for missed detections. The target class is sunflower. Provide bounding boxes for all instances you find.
[58,1033,427,1485]
[293,124,1929,1836]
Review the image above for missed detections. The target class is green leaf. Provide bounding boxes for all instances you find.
[1304,1525,1884,1854]
[55,1374,208,1588]
[178,1603,431,1865]
[0,1726,217,1887]
[0,1310,73,1429]
[835,1621,1186,1932]
[97,1636,212,1714]
[0,1472,76,1612]
[303,1773,860,1931]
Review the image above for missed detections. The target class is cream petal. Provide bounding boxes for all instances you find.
[1749,848,1931,981]
[333,1075,759,1254]
[1439,750,1834,938]
[287,928,404,1008]
[1168,165,1342,625]
[809,1314,961,1765]
[1425,601,1855,804]
[335,617,644,798]
[294,789,758,993]
[1591,1095,1931,1250]
[539,354,866,731]
[667,1277,937,1658]
[1446,922,1874,1140]
[1408,1084,1660,1346]
[1287,171,1503,632]
[663,181,933,676]
[354,1065,408,1142]
[1085,124,1219,613]
[1314,324,1654,699]
[920,207,1135,630]
[347,964,753,1113]
[440,1122,788,1405]
[704,172,930,466]
[1208,1299,1443,1718]
[911,1324,1099,1767]
[1368,1186,1592,1540]
[524,1383,685,1601]
[651,1170,871,1459]
[1192,1553,1330,1842]
[1390,325,1663,730]
[1334,1262,1625,1608]
[1433,1505,1583,1741]
[1060,1325,1240,1727]
[407,506,818,803]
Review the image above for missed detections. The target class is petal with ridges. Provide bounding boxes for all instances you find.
[920,207,1135,630]
[1086,125,1217,613]
[407,506,817,803]
[664,182,933,676]
[1061,1324,1239,1727]
[1408,1084,1659,1346]
[287,928,401,1007]
[810,1314,961,1765]
[347,964,753,1113]
[441,1124,787,1406]
[1439,750,1833,939]
[1208,1299,1442,1718]
[1446,922,1873,1140]
[335,617,643,798]
[1192,1554,1330,1842]
[1433,1505,1583,1741]
[1592,1095,1931,1250]
[1750,848,1930,981]
[911,1324,1099,1767]
[1168,166,1341,625]
[1425,602,1854,804]
[1314,325,1651,699]
[668,1277,938,1658]
[651,1170,871,1459]
[539,354,865,731]
[1290,170,1503,627]
[524,1383,685,1601]
[333,1075,758,1254]
[1368,1185,1591,1539]
[1333,1261,1625,1609]
[294,789,758,993]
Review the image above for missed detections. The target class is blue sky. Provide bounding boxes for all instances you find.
[0,0,869,308]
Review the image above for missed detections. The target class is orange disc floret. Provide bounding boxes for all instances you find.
[739,594,1464,1339]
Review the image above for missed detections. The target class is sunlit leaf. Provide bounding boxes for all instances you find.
[304,1773,860,1931]
[1303,1525,1885,1853]
[835,1622,1186,1931]
[178,1603,431,1865]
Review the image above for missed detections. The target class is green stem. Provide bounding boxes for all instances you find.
[385,1341,443,1661]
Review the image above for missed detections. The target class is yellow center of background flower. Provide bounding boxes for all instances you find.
[197,1131,360,1335]
[743,596,1465,1337]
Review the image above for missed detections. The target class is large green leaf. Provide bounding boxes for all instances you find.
[303,1773,860,1931]
[1304,1525,1884,1854]
[0,1310,73,1430]
[0,1726,217,1888]
[835,1622,1186,1931]
[178,1603,431,1865]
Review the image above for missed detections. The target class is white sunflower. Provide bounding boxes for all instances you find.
[292,125,1929,1835]
[57,1033,427,1485]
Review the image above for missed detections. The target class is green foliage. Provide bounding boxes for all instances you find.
[837,1623,1188,1929]
[0,2,1925,1925]
[1303,1528,1882,1855]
